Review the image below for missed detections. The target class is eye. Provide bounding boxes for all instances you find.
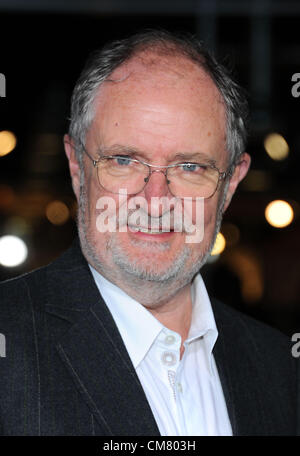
[112,155,133,166]
[181,163,206,173]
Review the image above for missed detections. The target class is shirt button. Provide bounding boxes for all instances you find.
[164,335,176,345]
[177,382,183,393]
[161,352,177,367]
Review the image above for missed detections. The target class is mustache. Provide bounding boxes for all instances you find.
[95,194,204,238]
[115,207,197,233]
[119,195,192,232]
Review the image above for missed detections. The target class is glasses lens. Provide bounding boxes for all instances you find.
[167,164,219,198]
[97,156,149,194]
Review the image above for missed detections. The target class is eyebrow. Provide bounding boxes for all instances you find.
[96,144,145,158]
[96,144,217,166]
[172,152,217,167]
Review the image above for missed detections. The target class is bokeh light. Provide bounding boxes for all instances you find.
[0,131,17,157]
[4,216,31,236]
[227,248,264,303]
[211,232,226,256]
[0,235,28,267]
[264,133,289,161]
[265,200,294,228]
[46,200,70,225]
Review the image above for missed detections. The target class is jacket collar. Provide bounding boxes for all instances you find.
[44,237,273,436]
[44,237,160,436]
[212,299,275,436]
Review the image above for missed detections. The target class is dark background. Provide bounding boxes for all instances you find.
[0,0,299,336]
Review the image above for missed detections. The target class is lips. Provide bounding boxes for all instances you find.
[128,225,174,234]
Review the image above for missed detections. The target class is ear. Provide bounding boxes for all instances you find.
[222,152,251,212]
[64,134,81,201]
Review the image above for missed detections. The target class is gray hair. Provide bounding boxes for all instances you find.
[68,29,248,169]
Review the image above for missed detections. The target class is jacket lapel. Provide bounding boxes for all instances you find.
[45,239,160,436]
[44,239,276,436]
[212,299,271,436]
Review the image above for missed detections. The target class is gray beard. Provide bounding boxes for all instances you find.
[77,169,226,305]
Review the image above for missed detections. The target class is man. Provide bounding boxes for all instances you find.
[0,30,297,436]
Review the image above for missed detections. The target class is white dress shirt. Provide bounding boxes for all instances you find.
[89,265,232,436]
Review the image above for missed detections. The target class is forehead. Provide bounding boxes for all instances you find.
[110,51,207,85]
[88,51,227,162]
[101,51,223,105]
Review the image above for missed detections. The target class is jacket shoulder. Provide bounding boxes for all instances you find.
[212,298,294,366]
[0,263,50,334]
[0,238,83,306]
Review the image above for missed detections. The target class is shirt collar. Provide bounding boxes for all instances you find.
[186,273,218,374]
[89,265,163,368]
[89,265,218,371]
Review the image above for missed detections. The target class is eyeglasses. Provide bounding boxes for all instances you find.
[84,150,233,199]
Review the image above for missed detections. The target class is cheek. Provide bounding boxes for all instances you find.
[185,203,218,262]
[96,203,128,236]
[182,198,218,234]
[201,199,219,247]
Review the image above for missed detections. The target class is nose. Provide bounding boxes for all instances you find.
[143,169,170,199]
[141,169,173,218]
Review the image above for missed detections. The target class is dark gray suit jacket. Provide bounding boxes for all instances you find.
[0,237,297,435]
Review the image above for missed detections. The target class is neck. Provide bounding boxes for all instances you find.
[95,261,194,351]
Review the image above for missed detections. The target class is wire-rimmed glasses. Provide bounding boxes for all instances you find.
[84,150,233,199]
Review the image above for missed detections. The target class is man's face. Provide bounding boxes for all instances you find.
[66,53,249,301]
